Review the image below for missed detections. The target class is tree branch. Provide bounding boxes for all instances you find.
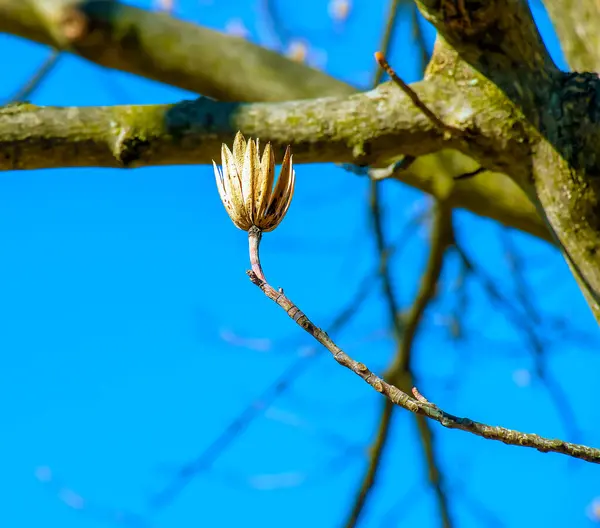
[416,0,600,322]
[544,0,600,72]
[151,271,376,509]
[344,5,451,523]
[247,227,600,465]
[0,0,555,248]
[0,81,466,168]
[0,71,554,247]
[0,0,353,102]
[6,49,61,103]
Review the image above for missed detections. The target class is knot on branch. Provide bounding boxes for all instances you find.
[59,1,123,48]
[59,5,89,42]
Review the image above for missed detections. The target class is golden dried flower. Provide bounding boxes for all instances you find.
[213,132,295,232]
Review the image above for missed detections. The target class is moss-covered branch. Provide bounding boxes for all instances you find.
[544,0,600,72]
[1,82,468,168]
[0,0,554,246]
[0,0,353,102]
[0,74,554,245]
[416,0,600,321]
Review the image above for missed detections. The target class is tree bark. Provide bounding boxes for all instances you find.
[2,0,600,319]
[0,0,353,102]
[416,0,600,321]
[0,0,551,245]
[544,0,600,72]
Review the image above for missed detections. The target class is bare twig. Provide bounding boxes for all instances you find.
[246,230,600,465]
[258,0,292,51]
[338,8,404,521]
[6,50,61,103]
[454,240,581,443]
[36,466,151,528]
[150,256,377,509]
[371,0,401,88]
[374,51,463,138]
[412,386,430,403]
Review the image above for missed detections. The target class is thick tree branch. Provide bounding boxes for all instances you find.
[416,0,600,322]
[0,81,468,168]
[0,0,353,102]
[0,0,554,247]
[10,0,600,316]
[544,0,600,72]
[0,74,554,246]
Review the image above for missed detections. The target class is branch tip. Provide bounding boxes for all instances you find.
[245,229,600,465]
[373,51,463,137]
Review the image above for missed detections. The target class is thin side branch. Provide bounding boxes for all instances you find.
[0,85,553,247]
[346,19,453,523]
[246,233,600,465]
[544,0,600,72]
[151,258,378,508]
[375,51,463,138]
[344,403,394,528]
[7,50,61,103]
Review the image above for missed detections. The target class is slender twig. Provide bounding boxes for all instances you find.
[149,351,316,510]
[36,467,151,528]
[412,386,430,403]
[415,414,452,528]
[342,179,398,527]
[374,51,463,137]
[372,0,401,88]
[246,230,600,465]
[151,201,428,509]
[7,50,60,103]
[249,225,267,282]
[454,240,580,442]
[150,249,377,509]
[258,0,291,51]
[347,157,453,526]
[500,229,542,326]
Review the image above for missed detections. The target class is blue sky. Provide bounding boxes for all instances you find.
[1,1,599,527]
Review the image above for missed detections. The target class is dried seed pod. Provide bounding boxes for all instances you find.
[213,132,296,232]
